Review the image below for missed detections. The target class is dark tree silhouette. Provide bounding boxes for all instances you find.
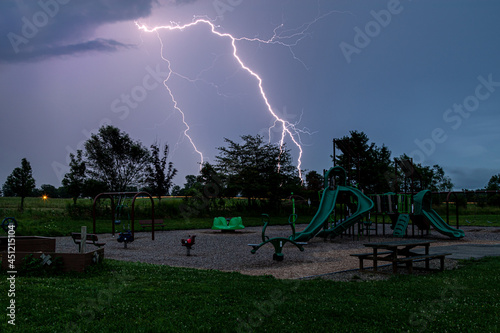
[2,158,36,210]
[144,142,177,201]
[62,150,86,204]
[84,125,150,192]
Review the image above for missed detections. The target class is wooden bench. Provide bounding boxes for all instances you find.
[395,253,451,274]
[138,219,165,230]
[350,251,393,271]
[71,233,106,250]
[351,251,451,274]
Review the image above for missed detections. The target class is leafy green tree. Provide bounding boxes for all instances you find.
[215,134,301,206]
[305,170,324,204]
[429,165,453,192]
[393,155,453,193]
[333,131,392,193]
[62,150,87,204]
[2,158,36,210]
[486,174,500,190]
[40,184,59,198]
[171,185,182,196]
[144,142,177,201]
[82,179,109,199]
[84,125,150,192]
[182,175,202,196]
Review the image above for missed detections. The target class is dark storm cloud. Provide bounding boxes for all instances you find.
[0,0,155,62]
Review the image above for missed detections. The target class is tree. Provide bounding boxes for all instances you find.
[215,134,301,206]
[333,131,392,193]
[2,158,36,210]
[144,142,177,201]
[305,170,324,204]
[40,184,59,198]
[429,164,453,192]
[393,155,453,193]
[486,174,500,190]
[181,175,202,196]
[84,125,150,192]
[82,179,109,199]
[62,150,87,204]
[485,174,500,206]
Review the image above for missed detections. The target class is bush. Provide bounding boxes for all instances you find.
[18,254,64,276]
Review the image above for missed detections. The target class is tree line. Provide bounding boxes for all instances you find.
[4,126,500,211]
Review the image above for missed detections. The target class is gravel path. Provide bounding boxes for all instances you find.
[54,225,500,280]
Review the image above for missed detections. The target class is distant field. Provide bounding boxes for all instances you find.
[0,197,499,237]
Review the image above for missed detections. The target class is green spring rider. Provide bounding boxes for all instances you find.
[248,214,307,261]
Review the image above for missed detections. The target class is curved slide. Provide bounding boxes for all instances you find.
[414,190,465,239]
[292,186,373,242]
[421,209,465,239]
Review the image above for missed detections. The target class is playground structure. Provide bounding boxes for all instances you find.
[92,191,156,242]
[368,158,465,239]
[248,214,307,261]
[292,166,373,242]
[212,216,245,231]
[249,163,466,260]
[249,166,373,260]
[1,217,17,233]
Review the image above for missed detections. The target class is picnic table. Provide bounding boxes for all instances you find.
[351,239,451,274]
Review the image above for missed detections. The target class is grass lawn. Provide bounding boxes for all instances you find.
[1,197,500,331]
[1,257,499,332]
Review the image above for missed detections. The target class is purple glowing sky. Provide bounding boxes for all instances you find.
[1,0,500,191]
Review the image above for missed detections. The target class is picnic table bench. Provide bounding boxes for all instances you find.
[71,232,106,252]
[351,239,451,274]
[138,219,165,230]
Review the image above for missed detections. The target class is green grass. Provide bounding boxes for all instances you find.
[1,257,499,332]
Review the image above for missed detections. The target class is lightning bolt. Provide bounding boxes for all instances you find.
[136,13,341,179]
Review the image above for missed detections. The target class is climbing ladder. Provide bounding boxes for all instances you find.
[393,214,410,237]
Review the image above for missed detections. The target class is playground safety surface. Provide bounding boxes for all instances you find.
[54,225,500,280]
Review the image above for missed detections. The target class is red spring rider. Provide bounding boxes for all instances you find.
[181,235,196,256]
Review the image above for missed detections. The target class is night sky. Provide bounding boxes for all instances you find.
[1,0,500,191]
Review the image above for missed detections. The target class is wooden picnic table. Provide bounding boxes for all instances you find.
[351,239,451,274]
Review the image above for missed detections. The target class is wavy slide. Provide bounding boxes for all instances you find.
[414,189,465,239]
[292,186,373,242]
[421,209,465,239]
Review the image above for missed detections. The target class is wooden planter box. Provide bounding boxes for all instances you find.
[1,248,104,272]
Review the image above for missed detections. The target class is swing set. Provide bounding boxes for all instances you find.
[92,192,157,241]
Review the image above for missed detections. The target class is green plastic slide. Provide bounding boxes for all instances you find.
[421,209,465,239]
[292,188,339,242]
[413,190,465,239]
[292,186,373,242]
